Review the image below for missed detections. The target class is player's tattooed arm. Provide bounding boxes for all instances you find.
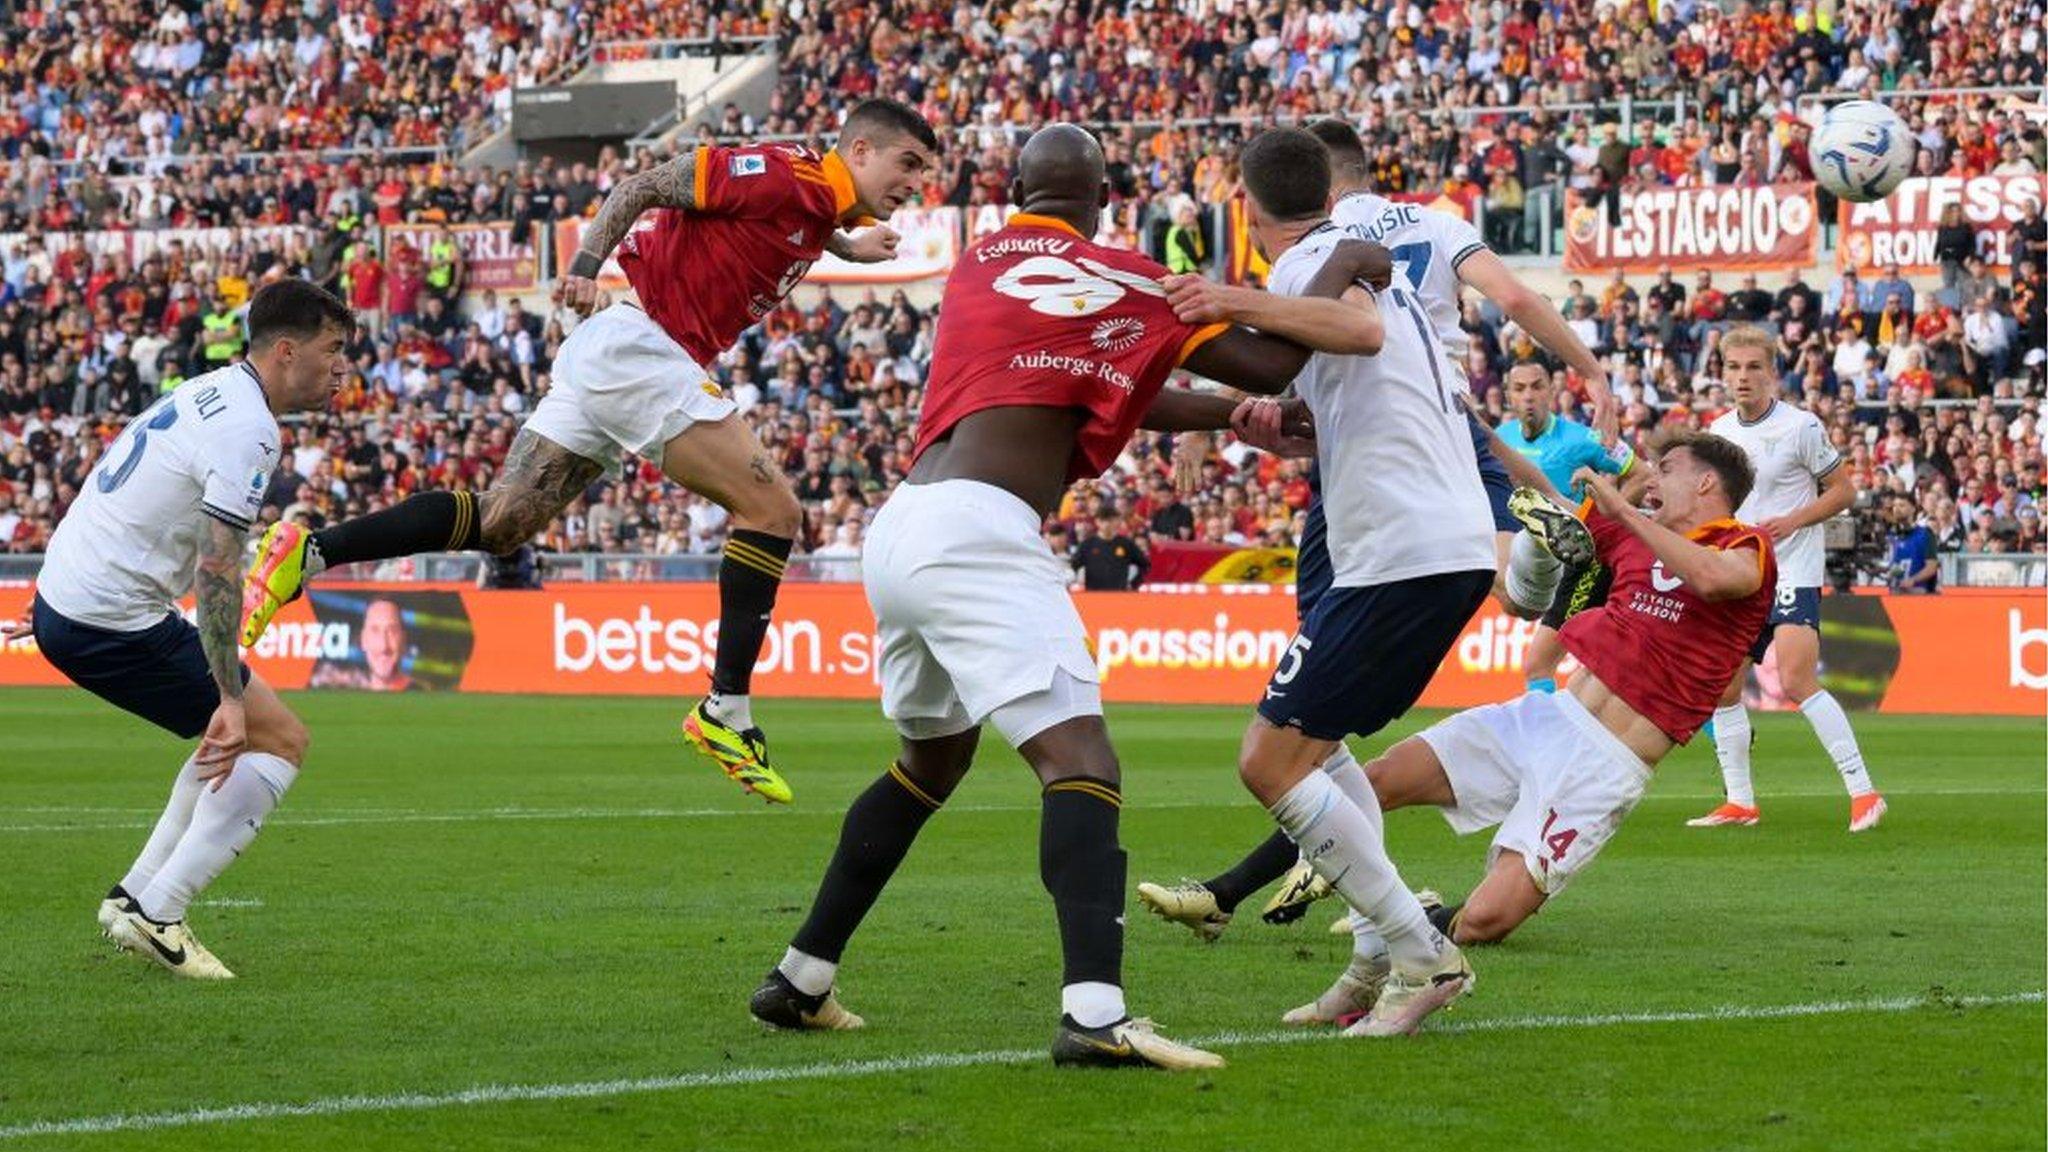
[195,516,247,702]
[567,151,700,279]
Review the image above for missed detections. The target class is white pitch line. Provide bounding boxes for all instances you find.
[1,786,2041,835]
[0,991,2037,1142]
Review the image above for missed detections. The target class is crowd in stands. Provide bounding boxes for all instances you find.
[0,0,2043,583]
[0,222,2040,579]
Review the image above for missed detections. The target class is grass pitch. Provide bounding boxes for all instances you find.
[0,689,2041,1150]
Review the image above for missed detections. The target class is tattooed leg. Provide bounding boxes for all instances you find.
[478,430,607,555]
[656,415,802,537]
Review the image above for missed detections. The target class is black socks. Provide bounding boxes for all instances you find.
[712,529,794,697]
[790,764,945,963]
[1040,778,1127,988]
[313,490,484,567]
[1203,828,1299,913]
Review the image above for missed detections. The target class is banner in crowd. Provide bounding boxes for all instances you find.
[1563,183,1819,273]
[1835,173,2046,275]
[6,586,2040,715]
[808,206,962,284]
[0,225,319,270]
[1147,541,1298,585]
[384,222,541,294]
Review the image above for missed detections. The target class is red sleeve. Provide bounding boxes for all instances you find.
[693,144,798,218]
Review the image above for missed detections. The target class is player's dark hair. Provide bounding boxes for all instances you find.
[1304,119,1370,184]
[1240,128,1331,223]
[247,278,354,349]
[1654,429,1756,511]
[842,98,939,153]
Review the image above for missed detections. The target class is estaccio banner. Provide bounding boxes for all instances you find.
[1564,182,1820,273]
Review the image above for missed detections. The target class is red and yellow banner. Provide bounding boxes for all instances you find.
[1565,182,1820,273]
[1836,173,2047,275]
[5,586,2040,716]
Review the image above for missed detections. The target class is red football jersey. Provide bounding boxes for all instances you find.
[912,214,1228,482]
[1561,507,1777,742]
[617,143,855,364]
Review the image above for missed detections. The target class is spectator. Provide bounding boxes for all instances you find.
[1072,512,1148,591]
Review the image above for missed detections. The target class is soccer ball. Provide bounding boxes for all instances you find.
[1810,101,1916,203]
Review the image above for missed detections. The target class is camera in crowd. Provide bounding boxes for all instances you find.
[1823,494,1889,592]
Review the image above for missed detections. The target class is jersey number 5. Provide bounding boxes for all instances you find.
[97,402,180,494]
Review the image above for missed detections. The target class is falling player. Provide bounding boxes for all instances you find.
[1691,325,1886,832]
[748,123,1394,1069]
[1282,431,1776,1027]
[237,99,941,804]
[1160,127,1500,1036]
[6,279,354,978]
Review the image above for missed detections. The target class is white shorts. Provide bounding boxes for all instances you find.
[863,479,1102,748]
[524,303,736,470]
[1421,690,1652,896]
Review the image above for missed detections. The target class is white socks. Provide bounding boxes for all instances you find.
[707,692,754,731]
[1714,694,1877,805]
[1061,981,1128,1029]
[1800,690,1875,796]
[1505,530,1564,614]
[1711,703,1755,807]
[119,755,205,895]
[778,946,838,998]
[1267,771,1444,970]
[136,753,298,923]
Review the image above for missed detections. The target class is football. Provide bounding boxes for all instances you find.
[1810,100,1916,202]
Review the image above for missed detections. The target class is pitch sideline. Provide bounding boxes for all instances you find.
[1,991,2038,1141]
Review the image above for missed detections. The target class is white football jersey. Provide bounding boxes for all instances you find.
[39,363,280,630]
[1709,399,1842,589]
[1268,226,1496,587]
[1328,191,1488,374]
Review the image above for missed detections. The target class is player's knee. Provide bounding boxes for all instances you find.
[253,710,310,765]
[734,480,802,538]
[1452,900,1523,945]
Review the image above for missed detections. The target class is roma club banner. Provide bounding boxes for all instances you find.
[1564,183,1819,273]
[384,223,541,294]
[5,587,2042,716]
[1836,174,2047,275]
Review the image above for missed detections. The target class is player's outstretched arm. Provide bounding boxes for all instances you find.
[1164,240,1388,360]
[1459,249,1617,443]
[1577,468,1762,601]
[193,516,249,774]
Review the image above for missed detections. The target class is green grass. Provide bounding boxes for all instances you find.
[0,689,2041,1150]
